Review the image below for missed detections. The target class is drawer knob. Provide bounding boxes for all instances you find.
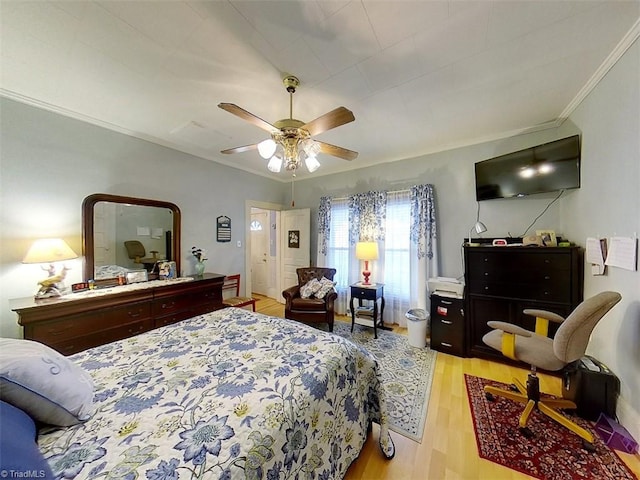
[441,320,453,325]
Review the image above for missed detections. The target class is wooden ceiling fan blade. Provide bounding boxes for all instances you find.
[218,103,279,134]
[317,141,358,161]
[221,143,259,154]
[302,107,355,136]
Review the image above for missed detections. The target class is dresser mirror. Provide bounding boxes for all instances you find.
[82,193,181,281]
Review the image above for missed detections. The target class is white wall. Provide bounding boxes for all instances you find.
[560,39,640,441]
[0,98,285,338]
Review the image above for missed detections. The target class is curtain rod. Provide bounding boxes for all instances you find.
[329,187,414,202]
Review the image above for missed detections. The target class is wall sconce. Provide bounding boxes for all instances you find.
[355,241,379,285]
[22,238,78,298]
[467,221,487,246]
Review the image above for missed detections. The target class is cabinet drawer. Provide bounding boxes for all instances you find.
[105,302,152,324]
[155,310,193,328]
[29,313,94,344]
[49,319,154,356]
[351,288,379,301]
[152,295,191,316]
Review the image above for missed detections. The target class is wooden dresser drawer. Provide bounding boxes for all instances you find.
[105,302,152,324]
[50,319,154,355]
[29,314,96,344]
[152,295,192,317]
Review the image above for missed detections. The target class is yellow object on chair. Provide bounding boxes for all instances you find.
[481,291,622,450]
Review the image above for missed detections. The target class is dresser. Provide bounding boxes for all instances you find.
[11,273,225,355]
[464,246,583,360]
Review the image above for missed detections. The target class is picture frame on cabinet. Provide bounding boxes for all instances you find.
[536,230,557,247]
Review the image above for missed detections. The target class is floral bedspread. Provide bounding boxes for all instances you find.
[38,308,394,479]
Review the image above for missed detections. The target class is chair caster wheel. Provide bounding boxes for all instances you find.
[519,427,534,438]
[485,392,495,401]
[582,440,596,452]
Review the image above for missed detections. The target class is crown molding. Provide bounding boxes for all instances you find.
[557,17,640,124]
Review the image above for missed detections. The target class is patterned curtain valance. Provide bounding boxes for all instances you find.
[410,184,436,259]
[318,196,332,256]
[348,191,387,245]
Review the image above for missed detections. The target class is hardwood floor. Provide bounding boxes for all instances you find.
[253,294,640,479]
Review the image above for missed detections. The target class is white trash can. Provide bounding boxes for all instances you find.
[405,308,429,348]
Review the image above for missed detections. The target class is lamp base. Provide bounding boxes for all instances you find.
[361,270,372,285]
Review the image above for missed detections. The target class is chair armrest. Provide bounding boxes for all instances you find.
[324,290,338,312]
[282,285,301,309]
[282,285,300,299]
[487,321,532,337]
[487,321,532,361]
[523,309,565,324]
[523,309,565,337]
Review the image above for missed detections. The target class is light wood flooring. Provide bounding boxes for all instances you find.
[253,294,640,479]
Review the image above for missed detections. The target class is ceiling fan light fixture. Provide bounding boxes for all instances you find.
[302,139,321,158]
[304,154,320,173]
[257,138,276,159]
[267,155,283,173]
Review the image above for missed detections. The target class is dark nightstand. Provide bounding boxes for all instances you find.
[350,283,387,338]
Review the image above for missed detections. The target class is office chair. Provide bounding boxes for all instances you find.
[482,291,621,450]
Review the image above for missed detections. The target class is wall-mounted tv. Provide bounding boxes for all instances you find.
[475,135,581,201]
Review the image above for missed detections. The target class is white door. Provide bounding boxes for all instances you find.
[280,208,310,302]
[250,210,269,295]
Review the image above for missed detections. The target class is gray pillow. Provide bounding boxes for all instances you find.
[0,338,94,426]
[315,277,336,299]
[300,278,322,298]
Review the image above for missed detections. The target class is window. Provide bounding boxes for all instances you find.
[250,220,263,231]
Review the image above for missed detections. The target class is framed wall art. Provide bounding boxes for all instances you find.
[288,230,300,248]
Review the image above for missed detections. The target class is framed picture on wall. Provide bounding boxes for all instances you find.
[288,230,300,248]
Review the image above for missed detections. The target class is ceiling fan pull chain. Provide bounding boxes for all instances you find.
[291,173,295,207]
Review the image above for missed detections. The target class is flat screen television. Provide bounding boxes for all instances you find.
[475,135,581,201]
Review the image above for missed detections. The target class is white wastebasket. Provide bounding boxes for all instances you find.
[405,308,429,348]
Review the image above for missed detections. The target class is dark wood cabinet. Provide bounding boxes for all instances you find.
[464,246,583,360]
[11,273,225,355]
[430,294,465,357]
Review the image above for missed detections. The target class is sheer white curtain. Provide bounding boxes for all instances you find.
[317,186,438,325]
[317,197,357,314]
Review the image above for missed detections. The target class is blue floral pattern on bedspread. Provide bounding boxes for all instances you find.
[38,308,394,479]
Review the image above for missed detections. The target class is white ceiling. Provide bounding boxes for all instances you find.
[1,1,638,181]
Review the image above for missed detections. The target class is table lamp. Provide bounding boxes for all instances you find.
[22,238,78,298]
[356,241,379,285]
[467,221,487,246]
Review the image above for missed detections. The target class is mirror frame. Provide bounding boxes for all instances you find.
[82,193,181,281]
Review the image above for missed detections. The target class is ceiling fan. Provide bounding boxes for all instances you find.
[218,75,358,174]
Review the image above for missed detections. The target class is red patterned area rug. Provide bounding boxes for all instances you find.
[465,374,637,480]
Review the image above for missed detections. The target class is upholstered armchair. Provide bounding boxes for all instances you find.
[282,267,337,332]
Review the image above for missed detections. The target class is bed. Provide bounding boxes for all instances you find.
[34,307,395,479]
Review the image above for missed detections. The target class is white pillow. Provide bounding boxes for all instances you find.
[300,278,322,298]
[315,277,336,299]
[0,338,94,426]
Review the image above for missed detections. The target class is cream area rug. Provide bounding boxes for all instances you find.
[329,322,437,442]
